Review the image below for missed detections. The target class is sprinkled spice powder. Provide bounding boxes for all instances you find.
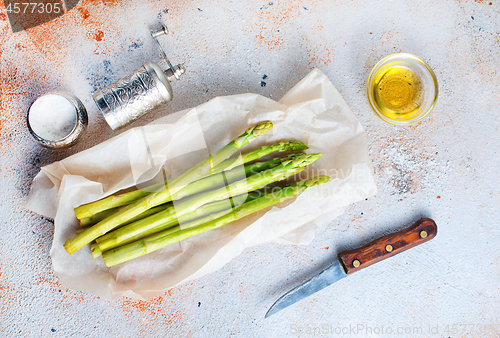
[28,94,77,141]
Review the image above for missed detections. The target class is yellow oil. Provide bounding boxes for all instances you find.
[371,65,423,121]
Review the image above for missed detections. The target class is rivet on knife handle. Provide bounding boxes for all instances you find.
[337,218,437,274]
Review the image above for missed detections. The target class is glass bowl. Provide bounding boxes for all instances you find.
[366,53,438,126]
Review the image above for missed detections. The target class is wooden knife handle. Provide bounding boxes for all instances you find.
[338,218,437,274]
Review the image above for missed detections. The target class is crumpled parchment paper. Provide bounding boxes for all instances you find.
[27,69,377,300]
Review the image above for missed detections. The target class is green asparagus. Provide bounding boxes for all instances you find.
[210,140,308,173]
[79,203,171,227]
[102,175,330,267]
[94,153,320,252]
[74,140,306,219]
[81,157,288,228]
[94,193,261,255]
[64,121,273,254]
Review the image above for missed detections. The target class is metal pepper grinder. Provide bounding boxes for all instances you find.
[93,25,186,130]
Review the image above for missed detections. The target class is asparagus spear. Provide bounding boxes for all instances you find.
[84,157,295,252]
[74,140,306,219]
[80,157,288,227]
[166,157,293,202]
[94,193,261,255]
[102,175,330,267]
[210,140,308,173]
[79,208,117,227]
[64,121,273,254]
[95,154,319,252]
[79,203,171,227]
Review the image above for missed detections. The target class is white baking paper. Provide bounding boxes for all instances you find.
[27,69,377,300]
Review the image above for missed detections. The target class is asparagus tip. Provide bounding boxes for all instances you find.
[280,141,309,152]
[250,120,273,137]
[305,175,330,187]
[288,152,322,168]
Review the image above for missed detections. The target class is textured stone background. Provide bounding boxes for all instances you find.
[1,0,500,337]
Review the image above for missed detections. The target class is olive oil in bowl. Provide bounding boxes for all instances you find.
[367,54,438,126]
[372,66,423,120]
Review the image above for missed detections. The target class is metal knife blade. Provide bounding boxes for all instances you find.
[265,218,437,318]
[265,260,346,318]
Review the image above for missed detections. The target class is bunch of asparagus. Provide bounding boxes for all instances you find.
[64,121,329,267]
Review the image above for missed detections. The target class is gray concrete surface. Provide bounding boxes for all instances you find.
[1,0,499,337]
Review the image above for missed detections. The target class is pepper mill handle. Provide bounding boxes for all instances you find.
[150,24,185,80]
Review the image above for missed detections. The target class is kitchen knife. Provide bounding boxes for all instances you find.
[265,218,437,318]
